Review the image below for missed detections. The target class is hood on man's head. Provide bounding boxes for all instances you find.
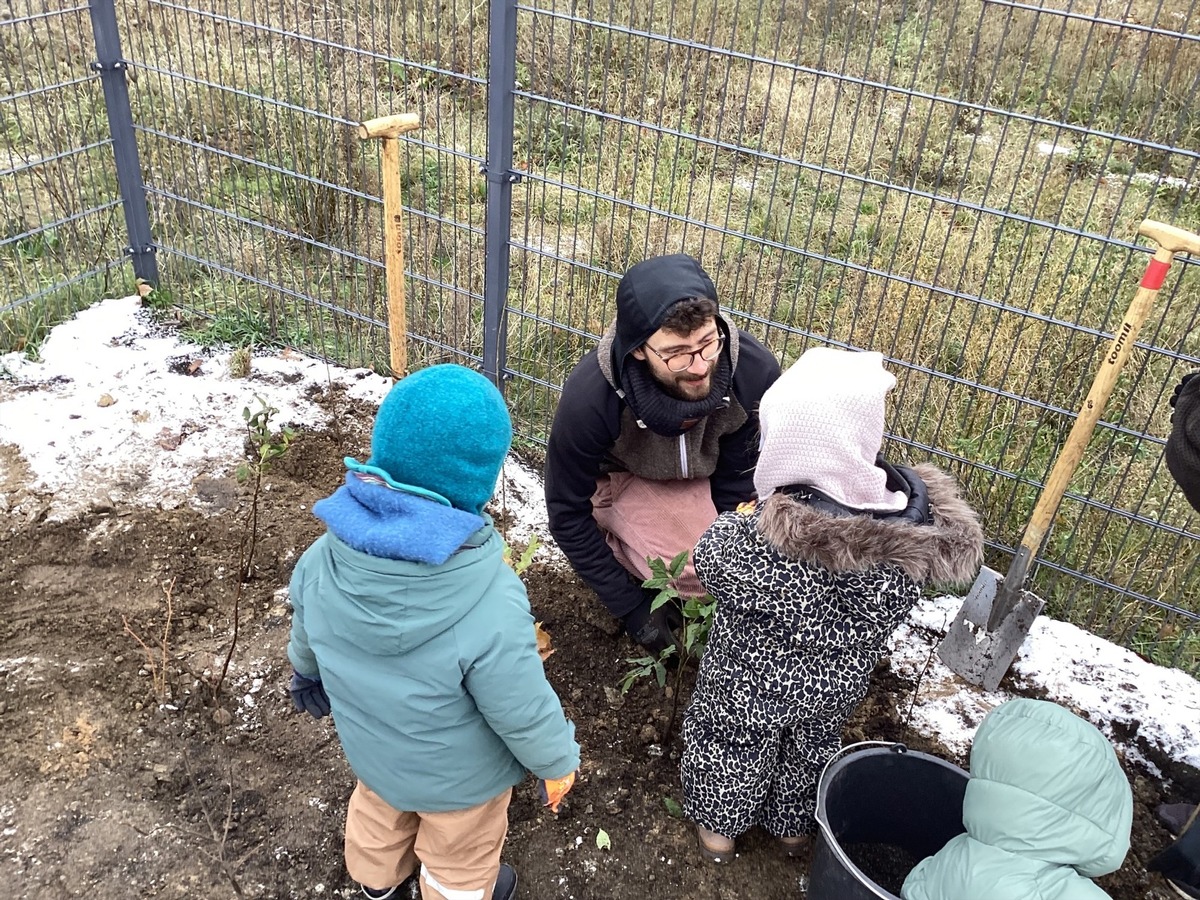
[612,254,718,367]
[345,363,513,515]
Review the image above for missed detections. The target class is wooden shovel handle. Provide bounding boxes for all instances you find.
[1138,219,1200,256]
[357,113,421,379]
[1020,218,1200,555]
[358,113,421,141]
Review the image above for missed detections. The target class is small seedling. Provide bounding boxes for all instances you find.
[502,534,540,577]
[236,398,297,576]
[663,796,684,818]
[618,645,674,693]
[619,550,717,741]
[596,829,611,851]
[210,397,294,702]
[503,535,556,660]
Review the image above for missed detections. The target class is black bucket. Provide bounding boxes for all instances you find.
[808,742,969,900]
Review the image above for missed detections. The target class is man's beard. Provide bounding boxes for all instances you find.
[651,364,714,401]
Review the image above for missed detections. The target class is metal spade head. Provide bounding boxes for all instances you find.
[937,566,1045,691]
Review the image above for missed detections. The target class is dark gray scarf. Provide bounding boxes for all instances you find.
[619,351,734,437]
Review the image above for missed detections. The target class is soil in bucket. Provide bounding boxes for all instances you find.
[841,841,925,895]
[808,744,969,900]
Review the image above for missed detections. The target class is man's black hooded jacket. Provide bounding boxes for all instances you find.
[544,254,781,618]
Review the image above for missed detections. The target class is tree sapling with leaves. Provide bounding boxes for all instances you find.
[208,398,295,706]
[619,550,715,742]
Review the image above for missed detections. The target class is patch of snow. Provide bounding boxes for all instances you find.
[0,296,346,521]
[497,456,563,563]
[1032,139,1080,157]
[1037,139,1076,157]
[1130,171,1193,192]
[890,595,1200,774]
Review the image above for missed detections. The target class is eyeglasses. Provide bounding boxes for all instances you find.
[644,335,726,372]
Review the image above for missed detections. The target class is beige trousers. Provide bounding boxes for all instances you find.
[344,781,512,900]
[591,472,718,598]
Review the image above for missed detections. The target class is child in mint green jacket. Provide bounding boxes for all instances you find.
[901,698,1132,900]
[287,364,579,900]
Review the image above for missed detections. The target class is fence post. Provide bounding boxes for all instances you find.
[88,0,158,286]
[481,0,519,389]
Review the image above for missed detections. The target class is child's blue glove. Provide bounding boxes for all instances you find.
[289,670,330,718]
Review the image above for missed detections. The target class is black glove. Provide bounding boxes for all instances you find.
[1167,372,1200,513]
[289,670,331,718]
[1171,372,1198,413]
[622,596,682,657]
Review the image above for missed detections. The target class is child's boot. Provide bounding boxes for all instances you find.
[779,835,811,859]
[696,825,735,863]
[361,872,419,899]
[492,863,518,900]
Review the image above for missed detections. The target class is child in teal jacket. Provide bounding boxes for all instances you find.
[287,364,579,900]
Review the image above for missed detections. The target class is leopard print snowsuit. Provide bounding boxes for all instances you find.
[681,463,983,839]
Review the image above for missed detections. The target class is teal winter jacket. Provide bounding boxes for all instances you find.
[288,521,580,813]
[902,698,1133,900]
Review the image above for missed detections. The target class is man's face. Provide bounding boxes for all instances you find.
[632,318,722,402]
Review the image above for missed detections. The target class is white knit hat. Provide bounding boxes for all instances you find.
[753,347,907,511]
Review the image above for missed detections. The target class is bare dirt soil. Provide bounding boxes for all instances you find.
[0,390,1190,899]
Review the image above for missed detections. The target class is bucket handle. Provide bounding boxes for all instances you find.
[813,740,909,900]
[815,740,905,808]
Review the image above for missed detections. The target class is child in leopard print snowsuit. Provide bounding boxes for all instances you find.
[681,347,983,862]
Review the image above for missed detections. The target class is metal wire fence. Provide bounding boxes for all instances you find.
[1,0,134,342]
[4,0,1200,670]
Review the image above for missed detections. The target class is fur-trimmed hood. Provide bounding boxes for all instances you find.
[757,463,983,586]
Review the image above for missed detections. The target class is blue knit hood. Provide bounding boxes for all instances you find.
[348,364,512,516]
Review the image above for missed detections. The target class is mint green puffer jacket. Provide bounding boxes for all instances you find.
[902,698,1133,900]
[288,522,579,813]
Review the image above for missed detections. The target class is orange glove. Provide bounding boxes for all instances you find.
[539,771,576,813]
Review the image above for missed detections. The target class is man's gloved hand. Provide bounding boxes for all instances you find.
[289,670,331,718]
[1172,372,1198,417]
[539,771,577,813]
[621,597,681,658]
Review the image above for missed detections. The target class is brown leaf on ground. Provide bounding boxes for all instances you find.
[156,428,183,451]
[535,621,555,661]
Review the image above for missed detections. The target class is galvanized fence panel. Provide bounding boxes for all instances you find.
[505,0,1200,669]
[1,0,134,346]
[115,0,490,372]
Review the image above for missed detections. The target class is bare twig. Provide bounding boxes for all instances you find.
[212,542,247,702]
[181,750,245,898]
[121,577,176,700]
[900,611,950,744]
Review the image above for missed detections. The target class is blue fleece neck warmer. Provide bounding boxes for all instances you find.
[313,473,486,565]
